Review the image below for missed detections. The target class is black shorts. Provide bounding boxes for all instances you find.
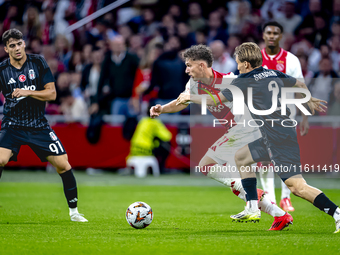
[0,127,67,162]
[248,136,301,182]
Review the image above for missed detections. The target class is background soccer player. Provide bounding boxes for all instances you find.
[259,21,309,211]
[0,29,87,222]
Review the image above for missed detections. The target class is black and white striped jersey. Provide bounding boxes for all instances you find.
[0,54,55,129]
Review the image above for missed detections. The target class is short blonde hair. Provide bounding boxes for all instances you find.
[234,42,262,68]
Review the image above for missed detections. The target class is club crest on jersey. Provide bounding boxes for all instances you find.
[28,69,35,80]
[19,74,26,82]
[276,63,284,72]
[49,132,58,141]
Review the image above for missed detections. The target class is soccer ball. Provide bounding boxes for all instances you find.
[126,201,153,229]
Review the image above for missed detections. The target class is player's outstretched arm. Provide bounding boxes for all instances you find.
[11,82,56,101]
[176,92,228,106]
[293,80,327,115]
[150,100,188,118]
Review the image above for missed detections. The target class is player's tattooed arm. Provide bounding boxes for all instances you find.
[12,82,56,101]
[176,92,228,106]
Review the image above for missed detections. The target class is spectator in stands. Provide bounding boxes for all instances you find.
[227,1,253,35]
[54,35,72,70]
[41,5,73,45]
[295,1,328,47]
[275,0,302,35]
[80,47,104,107]
[207,11,228,45]
[291,38,321,73]
[195,28,207,45]
[128,34,144,59]
[177,22,196,49]
[23,5,42,41]
[144,43,187,109]
[69,72,83,98]
[59,89,88,123]
[226,34,241,56]
[168,4,183,23]
[210,40,237,73]
[86,19,117,46]
[47,58,59,78]
[68,51,83,72]
[139,9,159,41]
[329,36,340,73]
[0,4,19,35]
[297,54,314,85]
[118,25,133,42]
[187,2,206,32]
[30,37,43,55]
[309,58,339,105]
[95,35,139,116]
[159,14,177,41]
[328,81,340,115]
[82,44,93,65]
[131,45,163,113]
[330,0,340,29]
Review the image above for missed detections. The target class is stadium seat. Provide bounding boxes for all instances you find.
[127,156,160,178]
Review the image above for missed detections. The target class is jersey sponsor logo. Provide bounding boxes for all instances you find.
[28,69,35,80]
[7,78,16,84]
[19,74,26,82]
[49,132,58,141]
[22,85,36,91]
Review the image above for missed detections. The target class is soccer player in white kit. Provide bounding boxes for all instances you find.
[151,44,293,230]
[259,21,309,211]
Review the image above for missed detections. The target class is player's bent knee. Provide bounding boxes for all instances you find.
[0,157,10,166]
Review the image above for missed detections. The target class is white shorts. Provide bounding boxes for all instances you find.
[205,131,262,166]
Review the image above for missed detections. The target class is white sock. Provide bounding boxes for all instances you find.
[259,194,285,217]
[281,180,291,199]
[230,178,247,202]
[246,200,258,211]
[334,207,340,221]
[69,207,79,216]
[259,164,276,203]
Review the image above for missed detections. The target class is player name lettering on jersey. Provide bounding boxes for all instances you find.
[254,70,277,81]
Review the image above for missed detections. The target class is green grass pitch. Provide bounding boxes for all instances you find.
[0,171,339,255]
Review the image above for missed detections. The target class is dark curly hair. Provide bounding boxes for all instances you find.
[262,21,284,34]
[182,44,213,67]
[2,28,23,46]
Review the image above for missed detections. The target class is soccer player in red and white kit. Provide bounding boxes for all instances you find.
[259,21,309,211]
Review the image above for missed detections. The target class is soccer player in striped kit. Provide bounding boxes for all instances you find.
[0,29,87,222]
[259,21,309,211]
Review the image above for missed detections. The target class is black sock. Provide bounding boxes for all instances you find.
[313,193,337,216]
[241,178,258,201]
[0,166,3,179]
[59,169,78,208]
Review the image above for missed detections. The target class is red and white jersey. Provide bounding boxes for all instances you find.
[184,69,260,140]
[261,48,304,118]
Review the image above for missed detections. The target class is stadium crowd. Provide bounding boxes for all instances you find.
[0,0,339,119]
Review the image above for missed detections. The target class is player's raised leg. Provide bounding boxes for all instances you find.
[47,154,88,222]
[0,148,12,179]
[284,175,340,233]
